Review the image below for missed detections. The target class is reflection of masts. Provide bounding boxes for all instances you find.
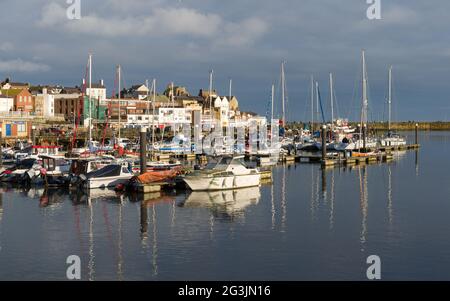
[330,169,335,230]
[358,167,368,251]
[171,199,176,229]
[281,166,287,231]
[321,167,327,202]
[140,201,148,243]
[152,205,158,276]
[415,150,419,176]
[209,211,215,240]
[271,182,275,230]
[387,165,393,226]
[117,195,124,280]
[88,197,95,281]
[310,166,315,220]
[0,193,3,253]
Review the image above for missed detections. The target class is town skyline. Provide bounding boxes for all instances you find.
[1,0,450,121]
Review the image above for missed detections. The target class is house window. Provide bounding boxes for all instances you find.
[18,123,26,132]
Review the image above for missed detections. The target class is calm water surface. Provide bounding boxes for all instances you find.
[1,131,450,280]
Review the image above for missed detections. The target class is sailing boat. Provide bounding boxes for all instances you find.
[257,84,280,166]
[379,66,406,147]
[335,50,377,151]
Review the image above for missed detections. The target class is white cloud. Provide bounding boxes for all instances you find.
[382,6,419,24]
[37,2,67,27]
[37,2,267,46]
[0,42,14,52]
[0,59,50,73]
[217,18,269,47]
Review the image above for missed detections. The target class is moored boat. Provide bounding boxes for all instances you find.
[182,155,260,191]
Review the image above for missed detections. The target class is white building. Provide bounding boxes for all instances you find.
[158,107,192,124]
[127,114,157,126]
[214,96,230,126]
[34,88,55,117]
[130,84,150,100]
[0,95,13,112]
[85,79,107,101]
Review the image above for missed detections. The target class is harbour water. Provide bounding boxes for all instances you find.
[0,131,449,280]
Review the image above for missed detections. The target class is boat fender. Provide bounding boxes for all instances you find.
[115,183,125,192]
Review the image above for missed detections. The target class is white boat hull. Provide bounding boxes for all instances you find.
[183,174,261,191]
[380,138,406,146]
[84,175,132,189]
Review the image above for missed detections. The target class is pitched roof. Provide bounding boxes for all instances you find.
[87,83,105,89]
[0,89,28,97]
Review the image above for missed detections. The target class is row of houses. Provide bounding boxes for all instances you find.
[0,77,253,139]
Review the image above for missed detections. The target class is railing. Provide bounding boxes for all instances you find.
[0,111,35,118]
[0,112,66,119]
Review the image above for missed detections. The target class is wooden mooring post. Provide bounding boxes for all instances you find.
[140,127,147,175]
[321,125,326,162]
[415,123,418,145]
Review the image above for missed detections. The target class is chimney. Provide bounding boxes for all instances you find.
[100,79,104,87]
[43,87,47,95]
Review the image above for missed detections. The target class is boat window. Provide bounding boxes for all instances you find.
[18,159,36,169]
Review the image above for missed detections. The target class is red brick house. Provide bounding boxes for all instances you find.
[3,88,34,112]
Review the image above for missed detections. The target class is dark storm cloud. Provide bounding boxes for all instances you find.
[0,0,448,120]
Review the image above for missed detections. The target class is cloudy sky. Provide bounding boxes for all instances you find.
[0,0,448,121]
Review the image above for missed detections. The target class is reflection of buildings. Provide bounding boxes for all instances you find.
[182,187,261,220]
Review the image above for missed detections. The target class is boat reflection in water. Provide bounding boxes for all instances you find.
[181,186,261,220]
[139,193,176,278]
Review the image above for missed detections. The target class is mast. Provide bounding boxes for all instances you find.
[229,78,232,99]
[145,79,150,116]
[362,50,368,127]
[359,50,368,151]
[171,82,175,136]
[329,73,334,127]
[117,64,122,140]
[388,65,392,132]
[315,81,319,124]
[88,53,92,142]
[281,61,286,125]
[311,75,314,132]
[209,70,213,125]
[151,79,156,158]
[271,84,275,121]
[271,84,274,146]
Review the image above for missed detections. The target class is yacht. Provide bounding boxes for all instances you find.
[182,156,261,191]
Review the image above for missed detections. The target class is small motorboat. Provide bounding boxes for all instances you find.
[82,163,133,189]
[182,155,261,191]
[379,132,406,147]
